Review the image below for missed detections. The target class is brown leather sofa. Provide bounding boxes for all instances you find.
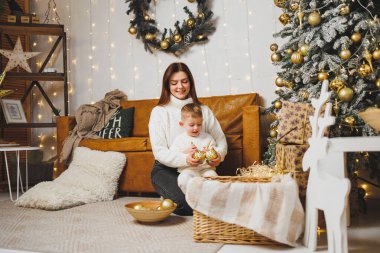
[56,93,262,193]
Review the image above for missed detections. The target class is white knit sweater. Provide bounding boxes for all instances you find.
[148,95,228,168]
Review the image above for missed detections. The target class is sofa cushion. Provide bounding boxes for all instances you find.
[97,107,135,139]
[80,137,149,152]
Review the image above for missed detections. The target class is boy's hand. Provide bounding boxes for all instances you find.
[207,151,221,167]
[184,143,197,154]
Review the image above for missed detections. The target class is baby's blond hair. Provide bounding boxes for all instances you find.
[181,103,203,120]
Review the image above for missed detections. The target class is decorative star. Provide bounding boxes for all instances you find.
[0,37,41,72]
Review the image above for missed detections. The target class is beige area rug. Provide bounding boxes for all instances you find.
[0,197,222,253]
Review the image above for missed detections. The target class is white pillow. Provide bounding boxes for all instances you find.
[16,147,126,210]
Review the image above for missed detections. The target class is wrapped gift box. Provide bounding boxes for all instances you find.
[276,143,309,172]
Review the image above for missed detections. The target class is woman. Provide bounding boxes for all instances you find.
[149,62,227,216]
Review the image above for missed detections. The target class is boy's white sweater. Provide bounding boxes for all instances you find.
[148,95,227,168]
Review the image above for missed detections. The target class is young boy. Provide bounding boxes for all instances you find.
[170,103,219,193]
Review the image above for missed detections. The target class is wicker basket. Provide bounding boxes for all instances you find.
[193,176,281,245]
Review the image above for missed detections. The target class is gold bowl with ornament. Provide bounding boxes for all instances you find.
[125,199,177,223]
[359,107,380,132]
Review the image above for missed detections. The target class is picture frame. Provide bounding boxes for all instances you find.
[0,99,27,124]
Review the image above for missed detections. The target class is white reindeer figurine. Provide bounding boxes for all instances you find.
[302,80,351,253]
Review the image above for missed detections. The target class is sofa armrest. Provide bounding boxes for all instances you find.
[242,105,261,166]
[56,116,76,176]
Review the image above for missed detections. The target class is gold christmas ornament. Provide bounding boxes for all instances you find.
[344,115,356,126]
[275,77,285,87]
[285,81,294,89]
[205,148,218,161]
[329,77,345,93]
[351,32,362,43]
[339,4,350,15]
[271,52,282,62]
[193,150,206,162]
[160,199,175,209]
[270,43,279,52]
[297,10,305,28]
[339,49,351,60]
[144,33,155,40]
[186,18,195,28]
[363,49,374,72]
[197,12,205,19]
[298,89,310,101]
[289,2,299,12]
[188,0,196,3]
[197,34,205,40]
[173,33,182,43]
[274,100,282,109]
[279,13,291,25]
[274,0,287,8]
[373,48,380,60]
[285,48,294,54]
[317,70,329,81]
[333,99,340,116]
[300,44,309,56]
[160,40,169,50]
[357,63,372,77]
[338,87,354,102]
[144,15,150,21]
[269,128,278,138]
[133,203,144,210]
[376,77,380,89]
[308,11,321,26]
[291,51,303,64]
[128,26,137,35]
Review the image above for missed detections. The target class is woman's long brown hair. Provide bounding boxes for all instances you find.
[157,62,201,106]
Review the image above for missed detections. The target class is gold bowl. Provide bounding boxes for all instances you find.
[125,200,177,223]
[359,107,380,131]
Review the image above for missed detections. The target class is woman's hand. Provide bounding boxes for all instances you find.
[186,151,201,167]
[207,152,221,167]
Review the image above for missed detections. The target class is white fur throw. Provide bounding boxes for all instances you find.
[16,147,126,210]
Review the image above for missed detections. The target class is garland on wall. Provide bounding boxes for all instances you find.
[126,0,216,56]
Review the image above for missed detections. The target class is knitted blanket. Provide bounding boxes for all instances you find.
[186,175,304,246]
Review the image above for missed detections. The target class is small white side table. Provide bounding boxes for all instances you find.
[0,146,41,201]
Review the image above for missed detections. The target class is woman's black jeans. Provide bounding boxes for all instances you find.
[151,160,193,216]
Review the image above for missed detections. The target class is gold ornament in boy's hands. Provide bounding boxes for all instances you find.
[193,150,206,162]
[205,148,218,161]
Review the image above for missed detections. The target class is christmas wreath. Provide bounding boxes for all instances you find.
[126,0,216,56]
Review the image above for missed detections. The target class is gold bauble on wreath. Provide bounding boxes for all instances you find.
[197,12,205,19]
[270,43,279,52]
[338,87,354,102]
[160,40,170,50]
[351,32,362,43]
[274,100,282,109]
[275,77,284,87]
[329,77,345,93]
[291,51,303,64]
[279,13,291,25]
[318,70,329,81]
[373,48,380,60]
[339,49,352,60]
[289,2,300,12]
[144,15,150,21]
[128,26,137,35]
[271,52,282,62]
[300,44,309,56]
[357,63,372,77]
[197,34,205,40]
[339,4,350,15]
[186,18,195,28]
[344,115,356,126]
[308,11,321,26]
[173,33,182,43]
[144,33,155,40]
[274,0,287,8]
[285,48,294,54]
[376,77,380,89]
[269,128,278,138]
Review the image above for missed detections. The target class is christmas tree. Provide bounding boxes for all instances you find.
[264,0,380,184]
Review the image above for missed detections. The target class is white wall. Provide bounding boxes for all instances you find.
[30,0,282,159]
